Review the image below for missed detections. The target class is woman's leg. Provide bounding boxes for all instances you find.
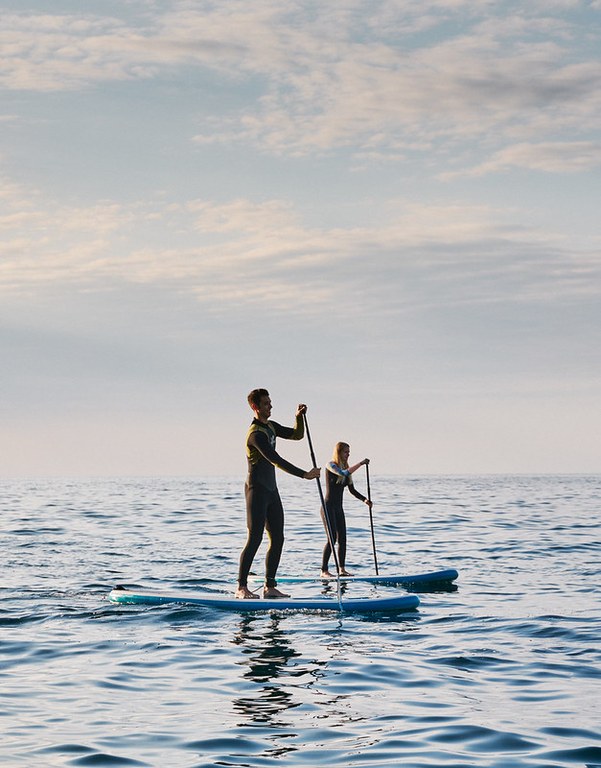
[337,509,348,570]
[321,503,339,573]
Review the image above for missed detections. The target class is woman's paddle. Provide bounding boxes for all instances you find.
[303,413,342,608]
[365,461,379,575]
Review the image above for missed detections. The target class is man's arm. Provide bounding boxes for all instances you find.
[270,406,305,441]
[249,430,317,478]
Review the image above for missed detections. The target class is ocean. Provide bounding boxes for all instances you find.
[1,474,599,767]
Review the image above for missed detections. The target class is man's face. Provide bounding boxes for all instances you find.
[256,395,272,420]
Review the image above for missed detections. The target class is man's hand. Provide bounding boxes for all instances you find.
[296,403,307,417]
[304,467,320,480]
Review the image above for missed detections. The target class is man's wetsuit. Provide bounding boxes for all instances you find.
[321,462,366,572]
[238,415,305,589]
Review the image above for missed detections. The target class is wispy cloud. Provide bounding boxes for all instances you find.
[443,140,601,177]
[2,2,599,170]
[1,177,598,316]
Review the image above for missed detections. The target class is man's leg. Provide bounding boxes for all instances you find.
[236,484,266,597]
[263,490,289,597]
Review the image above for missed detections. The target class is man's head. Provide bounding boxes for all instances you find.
[248,388,271,421]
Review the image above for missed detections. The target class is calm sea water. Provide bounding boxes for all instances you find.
[1,475,599,768]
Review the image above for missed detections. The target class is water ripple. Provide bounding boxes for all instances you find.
[0,475,599,767]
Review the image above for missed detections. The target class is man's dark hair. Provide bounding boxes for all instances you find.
[248,388,269,409]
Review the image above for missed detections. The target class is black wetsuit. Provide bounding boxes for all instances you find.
[321,463,366,572]
[238,416,305,588]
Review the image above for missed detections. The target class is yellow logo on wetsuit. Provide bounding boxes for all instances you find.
[246,421,276,465]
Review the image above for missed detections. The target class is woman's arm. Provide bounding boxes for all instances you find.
[348,483,373,507]
[348,458,369,475]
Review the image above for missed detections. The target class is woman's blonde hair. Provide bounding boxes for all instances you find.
[332,442,350,469]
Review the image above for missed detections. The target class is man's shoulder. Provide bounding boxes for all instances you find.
[247,420,276,438]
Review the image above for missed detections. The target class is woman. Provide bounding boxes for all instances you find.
[321,442,372,578]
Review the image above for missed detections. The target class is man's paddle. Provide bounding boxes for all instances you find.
[303,412,342,608]
[365,461,379,575]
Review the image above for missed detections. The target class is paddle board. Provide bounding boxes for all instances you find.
[255,568,458,586]
[108,587,419,613]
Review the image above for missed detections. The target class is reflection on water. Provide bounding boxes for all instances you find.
[229,614,371,762]
[317,579,348,598]
[231,615,304,726]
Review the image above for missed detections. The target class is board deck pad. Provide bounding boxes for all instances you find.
[108,587,420,613]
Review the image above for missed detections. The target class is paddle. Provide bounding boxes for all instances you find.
[365,461,379,575]
[303,412,342,608]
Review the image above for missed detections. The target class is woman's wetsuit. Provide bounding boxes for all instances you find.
[321,462,366,572]
[238,416,305,589]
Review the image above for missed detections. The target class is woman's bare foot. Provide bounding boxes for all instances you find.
[235,586,260,599]
[320,570,334,579]
[263,586,290,599]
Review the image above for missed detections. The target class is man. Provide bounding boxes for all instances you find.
[236,388,320,599]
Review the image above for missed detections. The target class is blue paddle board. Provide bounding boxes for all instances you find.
[108,587,419,613]
[255,568,458,586]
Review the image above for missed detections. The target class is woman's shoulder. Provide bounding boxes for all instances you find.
[327,461,350,476]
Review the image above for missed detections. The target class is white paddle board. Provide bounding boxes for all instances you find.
[108,587,420,613]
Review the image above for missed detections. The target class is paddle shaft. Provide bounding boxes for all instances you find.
[303,413,342,606]
[365,462,379,575]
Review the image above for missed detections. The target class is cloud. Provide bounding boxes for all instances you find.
[192,39,601,157]
[443,140,601,177]
[1,174,598,318]
[0,13,144,90]
[2,2,599,166]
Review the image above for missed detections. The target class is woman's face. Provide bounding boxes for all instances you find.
[340,445,350,462]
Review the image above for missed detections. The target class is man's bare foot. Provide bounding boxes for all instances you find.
[320,570,334,579]
[340,569,353,577]
[235,586,260,599]
[263,586,290,599]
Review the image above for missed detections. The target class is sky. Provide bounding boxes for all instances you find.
[1,0,600,477]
